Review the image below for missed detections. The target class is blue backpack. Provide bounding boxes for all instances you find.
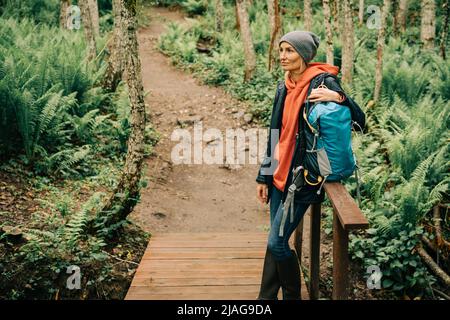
[302,100,357,190]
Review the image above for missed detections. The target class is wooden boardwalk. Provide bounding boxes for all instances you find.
[125,232,309,300]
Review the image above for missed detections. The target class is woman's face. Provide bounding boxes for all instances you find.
[279,42,305,72]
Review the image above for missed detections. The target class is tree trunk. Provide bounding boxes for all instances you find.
[392,0,398,33]
[420,0,436,50]
[234,2,240,30]
[102,0,126,92]
[79,0,97,61]
[88,0,100,36]
[341,0,354,83]
[98,0,147,227]
[323,0,334,65]
[440,0,449,59]
[396,0,408,33]
[416,246,450,287]
[358,0,364,26]
[60,0,71,29]
[304,0,312,31]
[332,0,341,31]
[236,0,257,82]
[374,0,390,102]
[267,0,282,71]
[215,0,224,33]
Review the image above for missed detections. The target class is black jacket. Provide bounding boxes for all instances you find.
[256,73,366,204]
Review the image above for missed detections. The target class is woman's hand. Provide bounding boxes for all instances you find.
[308,87,344,103]
[257,183,269,204]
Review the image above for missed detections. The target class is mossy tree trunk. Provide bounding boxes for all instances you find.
[60,0,71,29]
[215,0,224,33]
[102,0,126,92]
[420,0,436,50]
[79,0,97,61]
[89,0,100,36]
[396,0,409,34]
[341,0,354,83]
[267,0,282,71]
[323,0,334,65]
[236,0,257,82]
[374,0,391,102]
[97,0,147,228]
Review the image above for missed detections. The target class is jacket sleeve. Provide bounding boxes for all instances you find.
[255,83,282,185]
[324,76,366,132]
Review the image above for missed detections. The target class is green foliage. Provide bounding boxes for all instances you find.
[348,105,448,296]
[0,0,60,25]
[40,145,93,177]
[350,224,436,295]
[0,18,151,178]
[152,0,184,7]
[0,213,110,299]
[0,18,92,159]
[65,192,105,247]
[0,155,151,299]
[181,0,208,17]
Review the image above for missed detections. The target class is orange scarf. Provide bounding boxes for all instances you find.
[273,62,339,192]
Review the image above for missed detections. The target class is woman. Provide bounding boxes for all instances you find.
[255,31,365,300]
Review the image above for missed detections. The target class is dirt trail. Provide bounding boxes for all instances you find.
[130,7,270,233]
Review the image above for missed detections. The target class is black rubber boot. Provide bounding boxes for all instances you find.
[277,250,301,300]
[257,248,280,300]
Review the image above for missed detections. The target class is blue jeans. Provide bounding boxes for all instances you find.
[268,186,310,261]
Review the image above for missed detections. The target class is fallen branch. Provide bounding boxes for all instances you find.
[433,206,443,247]
[432,205,450,250]
[102,250,139,266]
[422,236,437,253]
[432,287,450,300]
[416,245,450,287]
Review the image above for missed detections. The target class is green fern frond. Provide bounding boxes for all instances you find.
[64,192,104,247]
[423,177,450,211]
[410,152,436,185]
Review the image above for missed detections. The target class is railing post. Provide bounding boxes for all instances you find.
[309,203,321,300]
[332,209,349,300]
[294,218,304,299]
[294,219,304,264]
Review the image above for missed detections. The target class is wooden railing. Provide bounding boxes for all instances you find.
[293,182,369,300]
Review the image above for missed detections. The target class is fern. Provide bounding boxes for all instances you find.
[44,145,91,176]
[64,192,104,247]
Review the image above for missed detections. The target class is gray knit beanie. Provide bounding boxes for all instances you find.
[279,31,320,63]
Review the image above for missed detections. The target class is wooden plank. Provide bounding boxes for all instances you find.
[324,182,369,231]
[142,247,264,260]
[309,203,321,300]
[143,246,265,252]
[148,240,267,248]
[128,285,261,295]
[133,271,264,279]
[131,277,262,287]
[332,211,349,300]
[151,233,268,239]
[127,291,311,300]
[128,279,310,300]
[139,259,263,266]
[140,266,262,277]
[126,292,261,300]
[137,266,263,273]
